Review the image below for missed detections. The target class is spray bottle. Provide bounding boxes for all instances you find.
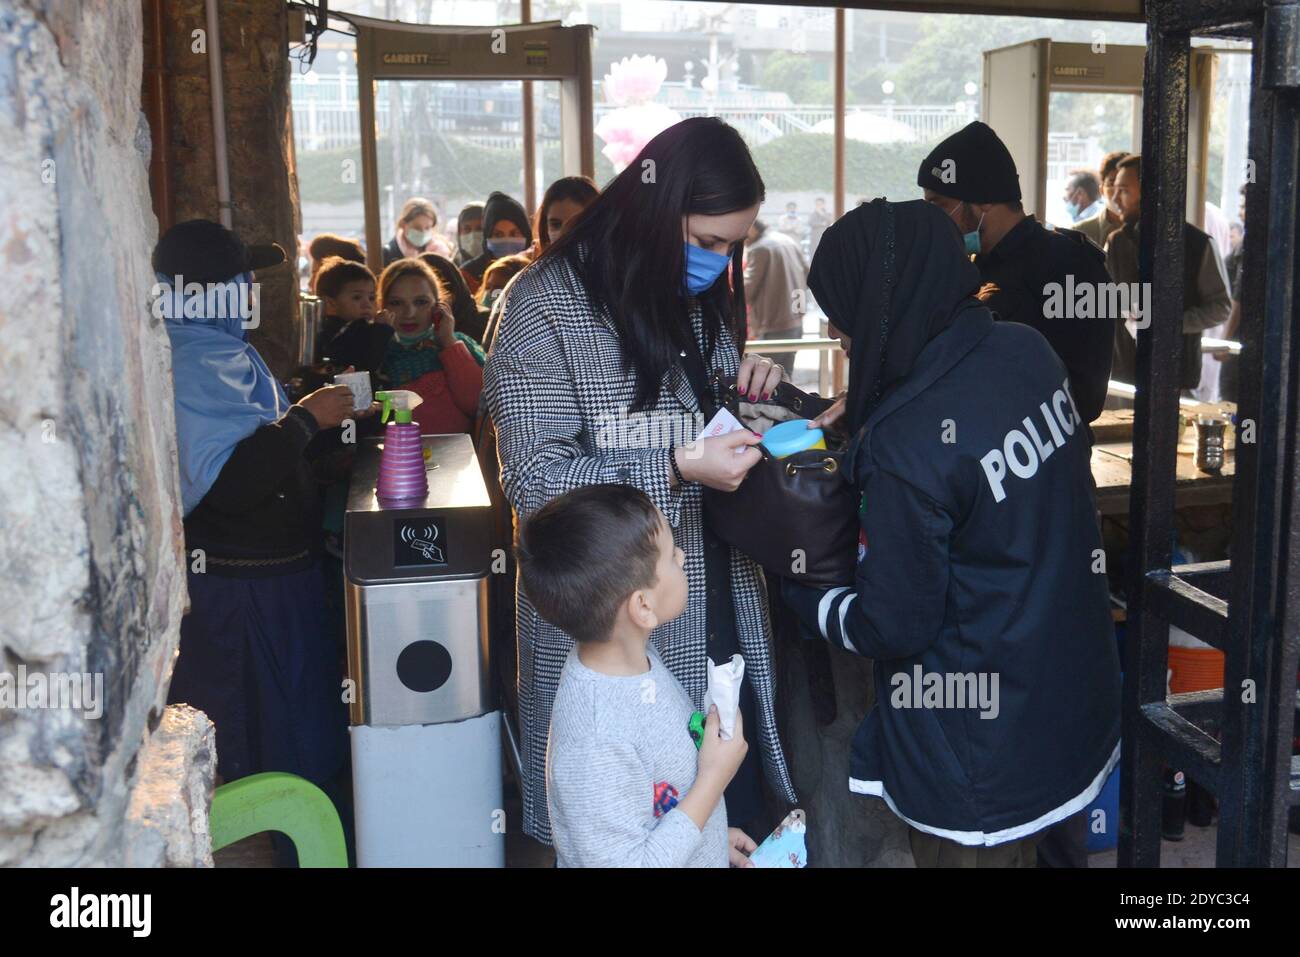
[374,390,427,504]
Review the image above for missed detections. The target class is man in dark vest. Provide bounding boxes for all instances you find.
[1105,154,1231,392]
[917,121,1116,427]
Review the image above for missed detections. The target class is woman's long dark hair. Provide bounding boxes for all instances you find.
[543,117,763,411]
[534,175,599,250]
[419,252,480,331]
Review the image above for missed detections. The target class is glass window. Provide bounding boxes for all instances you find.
[843,12,1145,210]
[376,78,527,259]
[291,33,365,288]
[1046,91,1137,226]
[324,0,521,27]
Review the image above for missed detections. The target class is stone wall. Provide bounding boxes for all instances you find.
[0,0,189,866]
[163,0,301,378]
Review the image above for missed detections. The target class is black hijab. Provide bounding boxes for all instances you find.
[463,192,533,281]
[808,198,981,435]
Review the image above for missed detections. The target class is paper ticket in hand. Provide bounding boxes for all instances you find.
[705,653,744,741]
[696,407,751,454]
[333,371,372,412]
[696,406,745,441]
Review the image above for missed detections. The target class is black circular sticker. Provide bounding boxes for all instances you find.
[395,640,453,693]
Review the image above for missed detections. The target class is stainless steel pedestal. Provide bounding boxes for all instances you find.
[344,433,502,867]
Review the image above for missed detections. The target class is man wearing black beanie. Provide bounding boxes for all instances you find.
[918,121,1115,427]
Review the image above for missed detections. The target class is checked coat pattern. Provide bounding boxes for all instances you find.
[484,252,797,845]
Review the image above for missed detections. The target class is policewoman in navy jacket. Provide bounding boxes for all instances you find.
[782,199,1120,866]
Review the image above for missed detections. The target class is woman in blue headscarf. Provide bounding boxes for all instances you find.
[157,220,366,864]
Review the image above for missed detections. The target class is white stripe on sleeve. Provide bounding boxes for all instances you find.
[818,586,851,641]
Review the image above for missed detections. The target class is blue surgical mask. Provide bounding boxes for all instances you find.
[486,237,527,257]
[683,242,731,294]
[1065,201,1080,221]
[948,202,985,256]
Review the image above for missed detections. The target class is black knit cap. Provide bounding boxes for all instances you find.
[916,121,1022,204]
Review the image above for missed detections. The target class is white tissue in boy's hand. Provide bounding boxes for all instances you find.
[705,654,744,740]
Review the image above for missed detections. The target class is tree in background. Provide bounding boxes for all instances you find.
[761,50,833,104]
[893,16,1143,105]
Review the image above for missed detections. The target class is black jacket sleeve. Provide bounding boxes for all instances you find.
[199,405,320,514]
[781,466,952,660]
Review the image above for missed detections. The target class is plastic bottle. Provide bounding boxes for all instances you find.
[1162,768,1187,841]
[374,390,427,504]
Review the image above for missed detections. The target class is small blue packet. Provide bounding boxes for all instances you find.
[749,809,807,868]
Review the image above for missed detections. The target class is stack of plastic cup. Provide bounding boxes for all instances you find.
[376,420,428,504]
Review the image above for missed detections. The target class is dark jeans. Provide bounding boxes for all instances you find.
[169,561,353,866]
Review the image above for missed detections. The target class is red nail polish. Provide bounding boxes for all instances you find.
[761,392,770,400]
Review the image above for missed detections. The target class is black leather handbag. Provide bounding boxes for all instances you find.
[701,371,858,586]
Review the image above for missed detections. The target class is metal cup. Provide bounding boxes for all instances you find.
[1194,417,1226,473]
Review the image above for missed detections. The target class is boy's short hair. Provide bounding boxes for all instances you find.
[315,256,375,300]
[515,484,664,644]
[309,233,365,264]
[478,253,532,303]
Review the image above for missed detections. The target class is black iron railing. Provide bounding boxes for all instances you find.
[1122,0,1300,867]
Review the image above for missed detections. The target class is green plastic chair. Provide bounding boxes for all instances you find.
[210,772,347,868]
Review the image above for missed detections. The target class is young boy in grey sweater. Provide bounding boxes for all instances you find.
[515,484,756,868]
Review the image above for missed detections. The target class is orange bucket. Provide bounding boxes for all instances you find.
[1168,645,1225,694]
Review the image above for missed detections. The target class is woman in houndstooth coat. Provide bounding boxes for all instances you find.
[484,118,797,845]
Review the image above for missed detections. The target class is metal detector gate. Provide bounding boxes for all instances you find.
[982,39,1216,225]
[1122,0,1300,866]
[351,15,594,274]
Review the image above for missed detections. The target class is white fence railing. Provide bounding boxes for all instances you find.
[292,75,978,153]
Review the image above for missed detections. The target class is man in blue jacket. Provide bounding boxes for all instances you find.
[783,199,1121,867]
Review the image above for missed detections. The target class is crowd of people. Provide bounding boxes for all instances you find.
[489,116,1126,869]
[157,176,600,865]
[156,113,1261,870]
[1060,150,1237,402]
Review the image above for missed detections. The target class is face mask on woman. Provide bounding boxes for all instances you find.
[682,242,731,294]
[404,227,432,249]
[486,236,528,258]
[460,230,484,258]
